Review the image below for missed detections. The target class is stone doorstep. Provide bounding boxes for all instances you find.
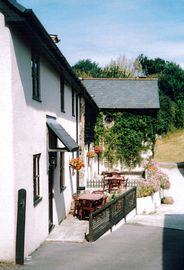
[46,215,89,243]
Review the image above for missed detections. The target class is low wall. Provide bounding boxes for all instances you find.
[137,191,161,214]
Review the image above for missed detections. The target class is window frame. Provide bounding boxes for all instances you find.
[31,51,41,102]
[60,152,66,192]
[72,87,75,117]
[33,153,42,206]
[60,77,65,112]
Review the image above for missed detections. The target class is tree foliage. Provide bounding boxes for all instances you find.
[72,55,141,78]
[73,54,184,168]
[72,59,101,78]
[95,112,156,168]
[137,54,166,76]
[138,54,184,134]
[100,64,133,78]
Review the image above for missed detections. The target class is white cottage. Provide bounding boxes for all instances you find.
[0,0,96,263]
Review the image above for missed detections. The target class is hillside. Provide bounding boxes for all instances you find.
[154,130,184,162]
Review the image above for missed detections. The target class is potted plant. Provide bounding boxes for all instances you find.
[69,157,85,171]
[94,145,103,174]
[86,150,96,158]
[94,145,103,154]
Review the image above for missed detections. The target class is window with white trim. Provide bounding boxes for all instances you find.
[31,51,41,101]
[33,153,42,205]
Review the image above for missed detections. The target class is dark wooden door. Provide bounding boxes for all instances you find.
[48,157,54,232]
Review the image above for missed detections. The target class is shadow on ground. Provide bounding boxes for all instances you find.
[163,214,184,270]
[177,162,184,177]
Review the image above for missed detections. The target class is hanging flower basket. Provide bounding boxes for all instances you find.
[69,157,85,171]
[86,150,96,158]
[94,145,103,154]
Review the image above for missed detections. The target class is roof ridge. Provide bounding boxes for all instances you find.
[82,77,158,81]
[7,0,27,13]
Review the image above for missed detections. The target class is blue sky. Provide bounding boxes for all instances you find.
[18,0,184,68]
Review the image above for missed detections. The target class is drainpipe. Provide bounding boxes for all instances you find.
[76,94,79,194]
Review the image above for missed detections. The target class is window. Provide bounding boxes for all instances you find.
[60,152,66,191]
[60,77,65,112]
[72,88,75,116]
[31,52,41,101]
[33,154,42,205]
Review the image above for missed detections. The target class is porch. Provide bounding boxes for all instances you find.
[47,187,137,243]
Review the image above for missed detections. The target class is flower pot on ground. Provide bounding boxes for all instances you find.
[137,195,155,214]
[136,179,161,214]
[152,191,161,208]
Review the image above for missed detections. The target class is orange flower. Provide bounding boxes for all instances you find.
[86,150,96,158]
[69,157,85,171]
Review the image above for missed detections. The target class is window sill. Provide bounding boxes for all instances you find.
[60,186,66,193]
[33,96,42,103]
[34,196,42,207]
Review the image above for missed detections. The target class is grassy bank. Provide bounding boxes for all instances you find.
[154,130,184,162]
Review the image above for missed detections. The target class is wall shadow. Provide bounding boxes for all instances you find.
[177,162,184,177]
[162,214,184,270]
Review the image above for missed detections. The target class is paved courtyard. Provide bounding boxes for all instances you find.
[1,163,184,270]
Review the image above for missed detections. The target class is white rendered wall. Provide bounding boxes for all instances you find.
[0,13,16,262]
[8,27,79,258]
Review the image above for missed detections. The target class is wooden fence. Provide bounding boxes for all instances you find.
[85,187,137,242]
[86,171,144,189]
[87,178,141,189]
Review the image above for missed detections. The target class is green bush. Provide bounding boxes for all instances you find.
[137,182,155,198]
[95,112,156,168]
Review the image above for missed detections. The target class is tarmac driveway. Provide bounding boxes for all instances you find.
[7,223,184,270]
[2,163,184,270]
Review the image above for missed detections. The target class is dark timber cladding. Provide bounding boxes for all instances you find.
[47,118,79,152]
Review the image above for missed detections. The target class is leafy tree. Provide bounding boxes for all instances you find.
[159,62,184,101]
[72,55,141,78]
[72,59,101,78]
[137,54,167,76]
[100,64,133,78]
[100,56,142,78]
[137,54,184,134]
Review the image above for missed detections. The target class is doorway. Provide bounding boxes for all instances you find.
[48,152,57,232]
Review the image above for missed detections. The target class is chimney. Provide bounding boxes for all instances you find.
[50,34,60,44]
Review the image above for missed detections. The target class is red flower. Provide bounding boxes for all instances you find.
[94,145,103,154]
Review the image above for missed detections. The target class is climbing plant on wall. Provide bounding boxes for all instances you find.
[94,112,157,168]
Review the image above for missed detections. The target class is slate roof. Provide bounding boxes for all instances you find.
[82,78,160,110]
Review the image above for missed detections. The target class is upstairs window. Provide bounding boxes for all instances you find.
[60,77,65,112]
[72,88,75,116]
[31,52,41,101]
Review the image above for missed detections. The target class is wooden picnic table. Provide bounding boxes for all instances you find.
[78,193,104,220]
[103,176,128,193]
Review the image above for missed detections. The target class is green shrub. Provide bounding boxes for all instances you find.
[137,182,155,198]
